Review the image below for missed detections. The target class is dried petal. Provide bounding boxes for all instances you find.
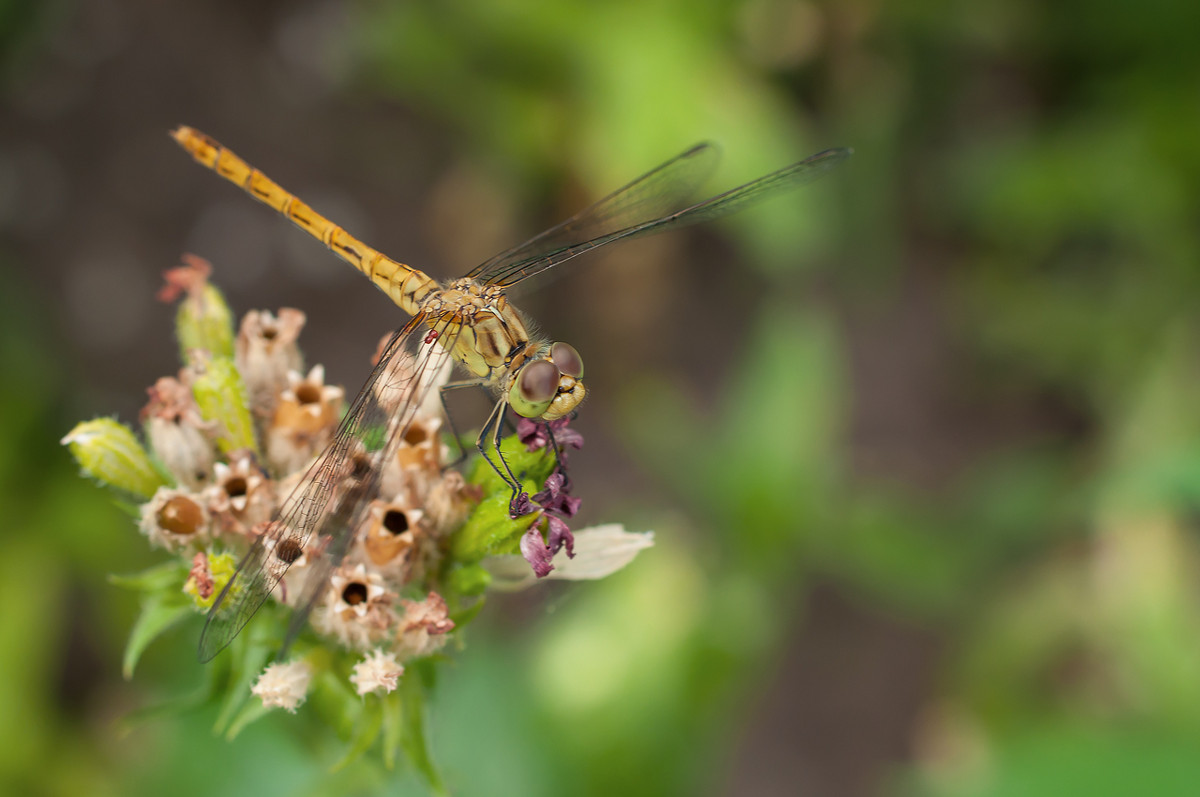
[544,514,575,559]
[520,525,555,578]
[161,255,235,364]
[183,550,238,609]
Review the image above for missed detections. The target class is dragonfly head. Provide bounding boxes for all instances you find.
[508,341,585,421]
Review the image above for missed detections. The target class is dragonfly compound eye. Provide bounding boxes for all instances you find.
[550,341,583,378]
[510,359,559,418]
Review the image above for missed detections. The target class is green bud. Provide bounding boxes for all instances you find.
[190,355,259,455]
[177,281,235,364]
[62,418,168,499]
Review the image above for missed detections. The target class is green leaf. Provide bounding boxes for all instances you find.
[122,595,193,679]
[114,682,211,736]
[112,499,143,519]
[309,664,362,740]
[223,697,272,740]
[448,596,486,629]
[109,560,190,593]
[400,670,446,794]
[382,689,403,770]
[212,617,275,735]
[331,697,383,772]
[445,562,491,597]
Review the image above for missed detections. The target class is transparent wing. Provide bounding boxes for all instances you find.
[197,311,461,662]
[465,142,720,284]
[470,146,852,289]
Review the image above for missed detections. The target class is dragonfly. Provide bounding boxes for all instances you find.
[172,126,850,661]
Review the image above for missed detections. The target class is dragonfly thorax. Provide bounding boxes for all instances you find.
[418,280,586,420]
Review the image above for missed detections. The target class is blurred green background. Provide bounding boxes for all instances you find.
[5,0,1200,795]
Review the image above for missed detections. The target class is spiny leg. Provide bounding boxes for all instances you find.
[476,399,528,517]
[439,380,488,468]
[541,417,572,491]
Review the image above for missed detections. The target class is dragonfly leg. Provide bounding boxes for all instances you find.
[439,380,489,468]
[535,418,568,491]
[476,399,528,517]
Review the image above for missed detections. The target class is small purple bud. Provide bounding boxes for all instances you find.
[510,491,534,519]
[518,418,547,452]
[533,471,565,504]
[548,418,584,451]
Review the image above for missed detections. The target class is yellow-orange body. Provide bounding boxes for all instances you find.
[171,126,583,420]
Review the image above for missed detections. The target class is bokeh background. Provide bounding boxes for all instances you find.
[5,0,1200,795]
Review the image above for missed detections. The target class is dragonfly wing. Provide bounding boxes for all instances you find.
[276,314,460,657]
[477,147,852,288]
[197,311,460,662]
[465,143,719,284]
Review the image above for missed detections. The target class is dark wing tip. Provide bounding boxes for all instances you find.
[682,141,718,158]
[808,146,854,162]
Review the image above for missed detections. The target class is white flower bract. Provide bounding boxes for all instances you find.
[483,524,655,591]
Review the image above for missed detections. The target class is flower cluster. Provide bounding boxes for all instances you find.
[62,256,652,775]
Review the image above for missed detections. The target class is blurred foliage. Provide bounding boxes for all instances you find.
[7,0,1200,794]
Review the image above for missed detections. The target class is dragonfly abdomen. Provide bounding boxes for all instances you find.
[171,126,434,317]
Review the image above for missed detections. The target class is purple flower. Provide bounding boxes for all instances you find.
[518,468,583,577]
[515,417,586,576]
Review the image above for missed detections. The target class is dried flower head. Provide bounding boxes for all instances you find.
[312,563,396,650]
[204,453,274,535]
[141,375,218,490]
[351,648,405,696]
[266,365,344,475]
[236,308,306,419]
[394,591,455,661]
[139,486,211,552]
[251,660,311,712]
[362,501,422,575]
